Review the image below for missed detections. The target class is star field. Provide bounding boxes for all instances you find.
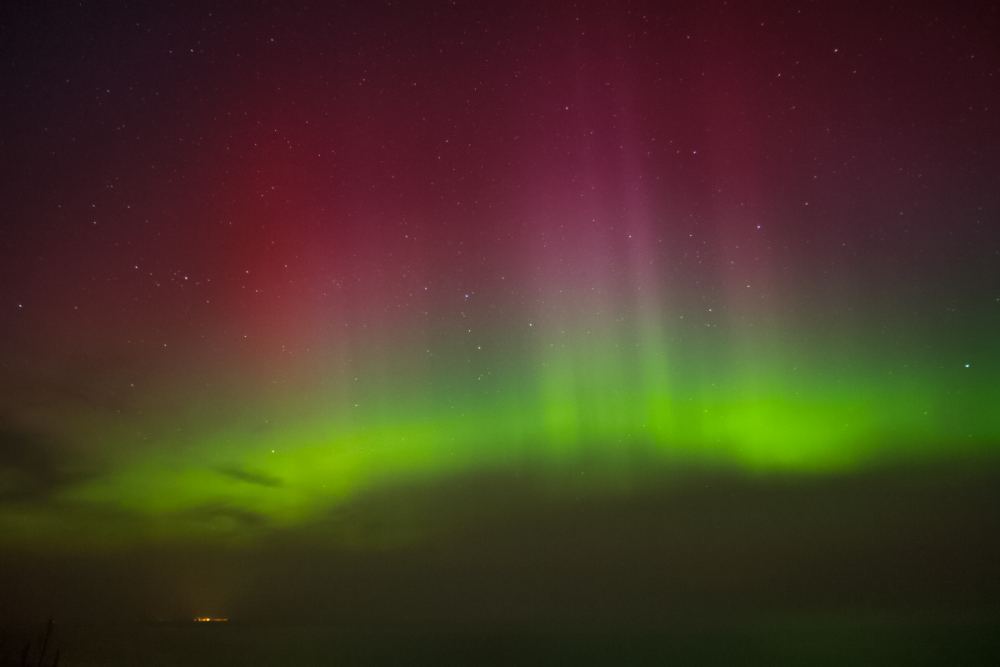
[0,0,998,545]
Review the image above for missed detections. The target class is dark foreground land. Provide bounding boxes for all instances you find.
[2,460,999,665]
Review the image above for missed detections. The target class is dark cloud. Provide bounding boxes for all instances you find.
[215,466,283,488]
[0,424,84,503]
[178,503,270,529]
[1,463,998,664]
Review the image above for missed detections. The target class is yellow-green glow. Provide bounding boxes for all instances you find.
[3,325,987,550]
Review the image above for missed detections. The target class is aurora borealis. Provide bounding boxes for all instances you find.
[1,1,999,660]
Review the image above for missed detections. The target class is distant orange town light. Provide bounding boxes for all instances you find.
[193,617,228,622]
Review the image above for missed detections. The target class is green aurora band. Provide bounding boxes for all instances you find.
[4,293,996,548]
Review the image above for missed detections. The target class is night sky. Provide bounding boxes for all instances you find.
[1,1,999,662]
